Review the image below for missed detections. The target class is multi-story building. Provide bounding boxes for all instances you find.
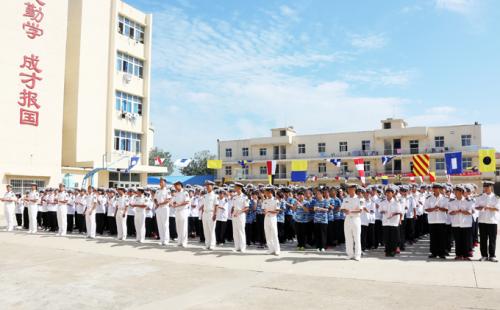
[216,118,495,187]
[1,0,166,194]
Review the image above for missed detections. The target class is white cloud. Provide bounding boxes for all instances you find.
[349,33,387,50]
[343,69,413,86]
[279,5,298,20]
[435,0,476,15]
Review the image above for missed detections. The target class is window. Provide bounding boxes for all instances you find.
[364,161,371,173]
[384,122,391,129]
[280,130,286,136]
[434,136,445,148]
[318,163,326,173]
[461,134,472,146]
[115,91,142,114]
[260,166,267,175]
[298,144,306,154]
[242,167,249,176]
[118,15,145,43]
[339,141,348,152]
[341,162,348,174]
[318,142,326,153]
[225,166,232,176]
[435,158,445,171]
[462,157,472,170]
[409,140,419,154]
[362,140,370,151]
[259,148,267,156]
[114,130,142,153]
[225,148,232,158]
[10,179,45,194]
[242,147,249,157]
[116,52,144,78]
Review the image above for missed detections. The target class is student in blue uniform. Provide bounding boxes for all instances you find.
[293,190,309,250]
[276,191,286,244]
[245,191,257,246]
[333,188,345,246]
[312,189,330,252]
[284,189,296,242]
[255,191,266,248]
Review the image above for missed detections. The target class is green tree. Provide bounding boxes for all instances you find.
[148,147,174,176]
[181,150,216,176]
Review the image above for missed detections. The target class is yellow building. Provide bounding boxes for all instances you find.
[216,118,496,187]
[1,0,167,193]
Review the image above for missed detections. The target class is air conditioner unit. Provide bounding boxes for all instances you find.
[123,74,132,83]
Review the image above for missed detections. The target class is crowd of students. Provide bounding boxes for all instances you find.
[1,179,498,262]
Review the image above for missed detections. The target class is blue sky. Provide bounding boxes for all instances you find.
[126,0,500,159]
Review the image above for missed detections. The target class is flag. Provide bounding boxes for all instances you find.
[429,171,436,183]
[412,154,430,176]
[353,158,365,185]
[444,152,463,175]
[478,149,496,172]
[381,156,394,166]
[291,160,308,171]
[174,158,192,168]
[237,160,253,168]
[381,175,389,185]
[291,171,307,182]
[207,160,222,169]
[329,158,342,167]
[154,156,165,166]
[126,156,140,173]
[266,160,277,175]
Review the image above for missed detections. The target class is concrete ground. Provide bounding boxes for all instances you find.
[1,212,499,309]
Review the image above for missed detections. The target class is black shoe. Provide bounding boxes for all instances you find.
[428,254,437,258]
[439,255,446,259]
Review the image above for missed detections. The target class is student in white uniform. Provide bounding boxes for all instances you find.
[55,184,69,236]
[475,181,499,262]
[145,189,155,238]
[379,186,403,257]
[15,193,24,228]
[95,189,107,236]
[132,188,147,243]
[115,187,128,240]
[172,181,191,247]
[154,178,171,246]
[215,190,228,246]
[75,189,87,234]
[85,187,98,239]
[66,190,76,234]
[106,189,117,236]
[200,180,218,250]
[448,185,474,260]
[341,184,363,261]
[263,186,280,256]
[1,185,18,231]
[424,183,448,259]
[232,182,249,253]
[27,183,40,233]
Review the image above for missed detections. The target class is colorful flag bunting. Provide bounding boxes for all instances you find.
[412,154,430,176]
[174,158,192,168]
[353,158,365,185]
[207,160,222,169]
[381,156,394,166]
[478,149,496,172]
[444,152,463,175]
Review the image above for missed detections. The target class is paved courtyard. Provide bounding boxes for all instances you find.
[1,212,499,309]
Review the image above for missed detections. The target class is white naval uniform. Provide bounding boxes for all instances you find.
[201,191,217,249]
[263,197,280,255]
[476,193,500,225]
[27,190,39,233]
[133,195,147,243]
[154,188,171,245]
[232,192,249,252]
[3,191,17,231]
[341,195,363,260]
[115,195,128,240]
[56,191,69,236]
[173,190,191,247]
[85,193,97,238]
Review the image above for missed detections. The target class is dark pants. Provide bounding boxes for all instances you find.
[48,211,57,232]
[67,213,74,233]
[145,217,154,237]
[415,215,424,238]
[284,215,295,241]
[472,219,479,244]
[198,219,205,242]
[127,215,136,237]
[225,219,233,242]
[278,222,285,243]
[479,223,497,258]
[96,213,106,235]
[23,207,29,229]
[399,220,406,250]
[39,211,45,228]
[245,222,254,245]
[445,224,453,254]
[76,213,86,233]
[453,227,472,257]
[405,218,415,243]
[367,223,376,249]
[429,223,447,256]
[295,222,307,248]
[256,214,266,245]
[361,225,369,251]
[16,213,23,226]
[374,220,383,247]
[383,226,400,256]
[314,223,328,250]
[169,217,177,239]
[107,216,117,235]
[188,217,197,237]
[327,221,336,246]
[333,219,345,245]
[422,214,429,235]
[215,220,227,245]
[306,221,315,246]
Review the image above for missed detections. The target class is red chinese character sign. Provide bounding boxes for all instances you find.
[22,1,45,39]
[20,109,39,127]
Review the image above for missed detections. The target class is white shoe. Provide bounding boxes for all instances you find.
[274,252,280,256]
[240,249,246,253]
[353,257,361,261]
[320,248,325,252]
